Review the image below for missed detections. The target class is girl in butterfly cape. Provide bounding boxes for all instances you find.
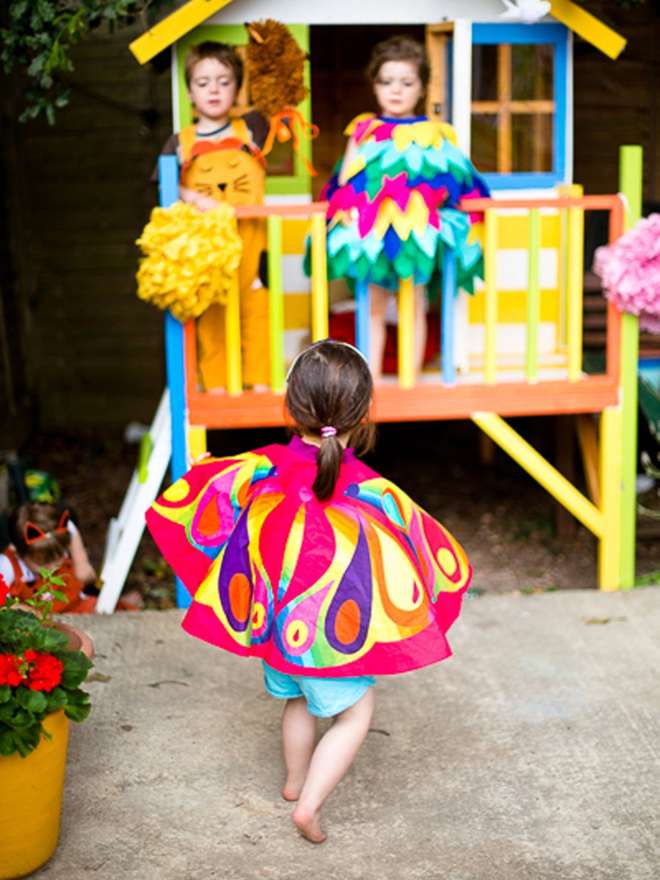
[146,340,472,842]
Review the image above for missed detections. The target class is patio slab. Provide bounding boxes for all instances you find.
[32,586,660,880]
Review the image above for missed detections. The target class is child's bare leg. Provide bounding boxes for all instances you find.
[281,697,317,801]
[414,284,428,375]
[292,687,375,843]
[369,285,389,382]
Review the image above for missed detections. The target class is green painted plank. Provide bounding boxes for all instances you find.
[619,145,643,589]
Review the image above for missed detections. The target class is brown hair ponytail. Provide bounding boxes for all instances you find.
[286,341,375,502]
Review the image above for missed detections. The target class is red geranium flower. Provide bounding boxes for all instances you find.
[0,573,8,604]
[27,652,63,692]
[0,653,24,687]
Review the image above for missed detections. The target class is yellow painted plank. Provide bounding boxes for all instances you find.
[282,219,311,254]
[225,273,242,395]
[311,213,329,341]
[598,406,622,590]
[526,208,541,382]
[549,0,626,60]
[284,293,311,330]
[188,426,208,463]
[469,289,560,324]
[472,412,604,538]
[566,204,584,381]
[268,215,286,392]
[398,277,415,388]
[130,0,236,64]
[496,215,560,249]
[484,210,498,385]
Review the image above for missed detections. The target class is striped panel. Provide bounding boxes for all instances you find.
[467,209,564,359]
[282,255,310,295]
[281,218,312,361]
[469,290,560,324]
[490,248,559,291]
[494,213,561,249]
[468,322,558,356]
[282,218,312,253]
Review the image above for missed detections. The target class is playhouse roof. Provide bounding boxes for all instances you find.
[129,0,625,65]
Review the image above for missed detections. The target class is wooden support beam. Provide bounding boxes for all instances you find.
[471,412,604,538]
[576,413,600,507]
[598,406,622,590]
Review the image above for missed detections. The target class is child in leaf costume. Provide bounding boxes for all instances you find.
[322,36,489,379]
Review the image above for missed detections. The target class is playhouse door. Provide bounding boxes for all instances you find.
[425,24,453,124]
[173,24,312,200]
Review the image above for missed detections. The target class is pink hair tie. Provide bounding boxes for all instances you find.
[321,426,337,439]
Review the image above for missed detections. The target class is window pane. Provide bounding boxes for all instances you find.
[471,114,498,173]
[472,45,498,102]
[511,44,553,101]
[512,113,553,172]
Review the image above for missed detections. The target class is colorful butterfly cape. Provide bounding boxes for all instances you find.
[321,115,489,294]
[146,437,472,677]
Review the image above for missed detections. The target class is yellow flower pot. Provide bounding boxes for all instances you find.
[0,708,70,880]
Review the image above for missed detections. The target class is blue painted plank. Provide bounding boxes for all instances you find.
[441,250,457,386]
[159,154,190,608]
[355,279,371,365]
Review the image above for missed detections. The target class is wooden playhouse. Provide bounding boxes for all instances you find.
[120,0,639,603]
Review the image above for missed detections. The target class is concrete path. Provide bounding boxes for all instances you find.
[33,587,660,880]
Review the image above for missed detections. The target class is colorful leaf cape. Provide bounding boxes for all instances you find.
[322,114,490,295]
[146,437,472,677]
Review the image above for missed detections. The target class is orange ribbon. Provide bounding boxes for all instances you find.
[257,108,319,177]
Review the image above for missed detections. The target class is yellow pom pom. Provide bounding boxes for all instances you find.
[135,201,243,322]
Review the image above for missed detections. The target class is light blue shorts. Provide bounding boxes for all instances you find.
[263,663,375,718]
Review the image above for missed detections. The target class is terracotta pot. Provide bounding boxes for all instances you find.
[0,708,70,880]
[52,620,95,660]
[12,607,95,661]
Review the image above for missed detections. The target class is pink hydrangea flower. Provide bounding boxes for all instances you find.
[593,214,660,333]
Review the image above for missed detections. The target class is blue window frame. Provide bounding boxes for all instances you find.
[471,23,568,190]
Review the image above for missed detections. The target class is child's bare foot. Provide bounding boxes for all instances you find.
[282,780,302,802]
[292,803,326,843]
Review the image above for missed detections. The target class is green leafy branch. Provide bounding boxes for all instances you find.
[0,0,175,123]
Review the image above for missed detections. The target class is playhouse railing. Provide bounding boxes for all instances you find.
[174,194,625,430]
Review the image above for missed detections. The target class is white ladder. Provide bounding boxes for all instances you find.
[95,390,171,613]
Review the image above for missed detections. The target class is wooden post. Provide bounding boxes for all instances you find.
[355,279,371,366]
[441,249,457,385]
[159,156,186,482]
[619,145,642,588]
[398,277,415,388]
[311,213,329,341]
[566,190,585,382]
[159,154,190,609]
[526,209,540,382]
[599,406,622,590]
[484,209,498,385]
[267,215,285,392]
[225,273,242,396]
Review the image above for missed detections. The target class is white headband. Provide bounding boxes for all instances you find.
[285,339,370,382]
